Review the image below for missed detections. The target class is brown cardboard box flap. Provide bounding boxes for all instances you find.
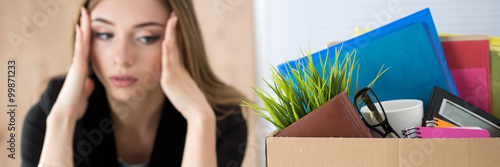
[274,92,372,138]
[266,132,500,167]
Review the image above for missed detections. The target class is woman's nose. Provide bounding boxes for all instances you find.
[113,37,134,67]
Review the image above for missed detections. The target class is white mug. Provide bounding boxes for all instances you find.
[360,99,423,137]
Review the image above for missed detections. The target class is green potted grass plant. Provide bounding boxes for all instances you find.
[243,46,388,136]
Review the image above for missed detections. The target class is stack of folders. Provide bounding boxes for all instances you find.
[402,127,491,139]
[353,28,500,119]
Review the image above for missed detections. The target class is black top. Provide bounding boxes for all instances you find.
[22,75,247,167]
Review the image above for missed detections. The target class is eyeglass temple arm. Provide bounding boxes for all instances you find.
[360,93,385,123]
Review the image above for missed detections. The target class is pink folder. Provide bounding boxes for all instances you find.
[403,127,491,138]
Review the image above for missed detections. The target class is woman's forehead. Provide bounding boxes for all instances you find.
[90,0,169,26]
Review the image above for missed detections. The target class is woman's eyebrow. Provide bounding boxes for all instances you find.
[91,18,164,28]
[92,18,114,25]
[134,22,165,28]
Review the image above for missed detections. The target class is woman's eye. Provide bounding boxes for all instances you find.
[95,33,113,40]
[138,36,160,44]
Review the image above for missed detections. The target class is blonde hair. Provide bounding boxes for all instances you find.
[79,0,246,119]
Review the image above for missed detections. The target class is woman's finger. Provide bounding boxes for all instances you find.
[72,7,91,72]
[73,24,82,65]
[162,12,179,69]
[80,7,91,60]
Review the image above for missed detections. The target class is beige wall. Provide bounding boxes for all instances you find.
[0,0,256,166]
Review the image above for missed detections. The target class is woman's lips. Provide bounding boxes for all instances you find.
[109,75,138,87]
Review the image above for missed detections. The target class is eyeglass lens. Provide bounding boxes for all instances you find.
[357,89,386,126]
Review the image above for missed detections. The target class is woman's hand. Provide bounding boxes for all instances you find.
[49,7,95,121]
[39,7,95,167]
[160,11,217,167]
[160,12,215,122]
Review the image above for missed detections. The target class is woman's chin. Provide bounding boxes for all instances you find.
[108,89,137,102]
[104,83,163,103]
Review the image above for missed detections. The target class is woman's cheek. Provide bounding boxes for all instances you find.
[90,44,110,76]
[139,44,163,65]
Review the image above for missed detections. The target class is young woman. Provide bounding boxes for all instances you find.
[21,0,247,166]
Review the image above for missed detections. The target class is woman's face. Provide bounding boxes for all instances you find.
[90,0,169,101]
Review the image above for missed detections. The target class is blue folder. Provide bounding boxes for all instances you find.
[277,8,458,109]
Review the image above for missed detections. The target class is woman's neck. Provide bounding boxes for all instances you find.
[106,88,165,132]
[106,87,165,164]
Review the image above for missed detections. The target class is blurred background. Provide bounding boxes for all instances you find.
[1,0,499,166]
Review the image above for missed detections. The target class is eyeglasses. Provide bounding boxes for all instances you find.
[354,87,400,138]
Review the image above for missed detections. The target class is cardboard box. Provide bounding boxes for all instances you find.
[266,132,500,166]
